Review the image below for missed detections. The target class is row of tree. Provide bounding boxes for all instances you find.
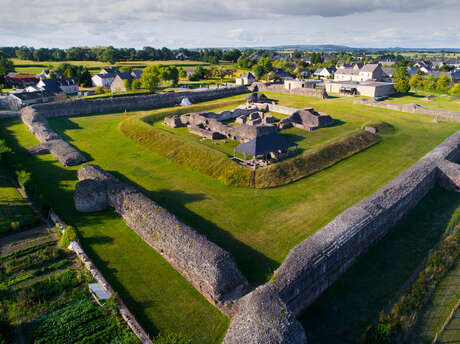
[0,46,244,65]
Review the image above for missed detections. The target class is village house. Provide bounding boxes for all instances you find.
[110,73,134,93]
[236,72,256,86]
[36,69,64,79]
[284,79,320,90]
[37,78,78,95]
[91,73,118,87]
[99,67,119,74]
[5,74,38,88]
[334,64,388,82]
[324,80,395,97]
[314,67,336,79]
[7,91,56,110]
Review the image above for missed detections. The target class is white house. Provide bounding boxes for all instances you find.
[236,72,256,85]
[314,67,336,79]
[92,73,118,87]
[334,64,387,82]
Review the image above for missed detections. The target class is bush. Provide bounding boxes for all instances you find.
[16,170,33,195]
[9,221,20,231]
[366,324,391,344]
[60,225,77,248]
[131,79,142,90]
[95,86,106,95]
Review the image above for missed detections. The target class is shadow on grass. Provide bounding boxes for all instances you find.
[110,170,280,286]
[300,187,460,344]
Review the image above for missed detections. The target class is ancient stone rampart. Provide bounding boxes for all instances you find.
[25,86,249,118]
[354,98,460,122]
[74,164,250,313]
[21,106,87,166]
[223,130,460,343]
[252,82,328,99]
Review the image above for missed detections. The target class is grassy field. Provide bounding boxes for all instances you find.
[0,171,38,237]
[439,307,460,343]
[0,119,228,344]
[383,91,460,112]
[1,92,460,342]
[300,187,460,343]
[12,58,209,76]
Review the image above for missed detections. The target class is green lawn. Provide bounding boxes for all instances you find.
[300,187,460,343]
[383,91,460,112]
[0,121,228,344]
[0,172,37,237]
[439,307,460,343]
[1,92,460,342]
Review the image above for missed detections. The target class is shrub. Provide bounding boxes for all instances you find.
[131,79,142,90]
[9,221,20,231]
[366,324,391,344]
[95,86,106,95]
[60,225,77,248]
[16,170,33,195]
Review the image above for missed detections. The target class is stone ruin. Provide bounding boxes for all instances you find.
[223,130,460,343]
[354,98,460,123]
[163,93,336,144]
[74,164,250,312]
[21,106,87,166]
[163,108,278,142]
[279,108,335,131]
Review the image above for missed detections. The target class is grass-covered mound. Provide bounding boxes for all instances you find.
[254,130,379,188]
[120,110,380,188]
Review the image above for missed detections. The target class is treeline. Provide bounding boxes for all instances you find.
[0,46,243,64]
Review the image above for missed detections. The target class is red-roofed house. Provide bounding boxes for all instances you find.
[5,74,39,88]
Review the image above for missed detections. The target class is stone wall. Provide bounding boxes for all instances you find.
[25,86,249,118]
[74,164,250,313]
[354,98,460,122]
[252,82,328,99]
[20,87,249,166]
[21,106,87,166]
[223,130,460,343]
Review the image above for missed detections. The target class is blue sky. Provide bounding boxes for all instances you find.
[1,0,459,49]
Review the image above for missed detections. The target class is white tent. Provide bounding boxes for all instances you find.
[180,97,192,106]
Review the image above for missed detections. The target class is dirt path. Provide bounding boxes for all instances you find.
[0,225,55,256]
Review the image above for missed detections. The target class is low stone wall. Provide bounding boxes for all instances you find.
[354,98,460,122]
[74,164,250,313]
[223,130,460,343]
[252,82,328,99]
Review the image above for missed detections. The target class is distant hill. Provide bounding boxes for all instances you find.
[235,44,460,53]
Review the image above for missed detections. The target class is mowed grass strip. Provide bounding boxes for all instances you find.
[300,187,460,344]
[41,94,460,286]
[0,121,228,344]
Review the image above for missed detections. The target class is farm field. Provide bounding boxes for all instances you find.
[1,92,460,342]
[11,58,209,76]
[300,187,460,343]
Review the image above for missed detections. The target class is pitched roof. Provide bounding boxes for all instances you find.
[38,79,63,93]
[11,90,55,101]
[360,64,380,72]
[241,72,255,79]
[235,133,296,156]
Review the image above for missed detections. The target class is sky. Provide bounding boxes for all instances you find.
[1,0,459,49]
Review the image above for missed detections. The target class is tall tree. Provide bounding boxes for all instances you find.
[141,65,161,90]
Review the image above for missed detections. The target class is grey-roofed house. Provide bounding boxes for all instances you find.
[8,91,56,110]
[36,79,64,94]
[110,72,134,93]
[91,72,118,87]
[236,72,256,86]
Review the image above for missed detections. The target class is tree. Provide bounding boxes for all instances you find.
[449,83,460,96]
[394,78,410,94]
[253,65,265,80]
[393,66,409,82]
[178,67,187,79]
[79,68,92,87]
[253,57,273,80]
[102,46,118,64]
[0,52,14,83]
[409,75,423,90]
[436,74,451,93]
[141,65,161,90]
[132,79,142,90]
[48,71,57,79]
